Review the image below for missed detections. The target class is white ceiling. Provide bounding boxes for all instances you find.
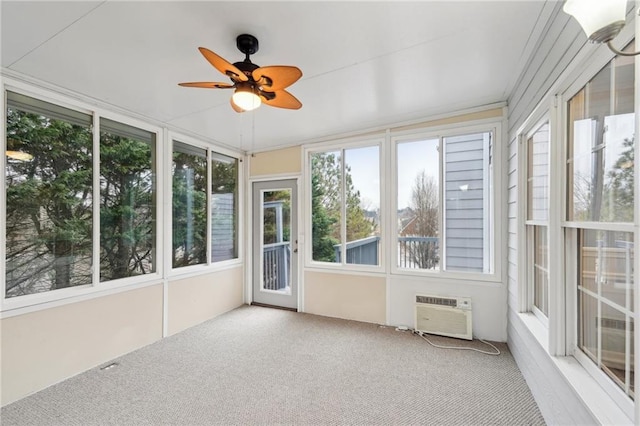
[2,1,551,152]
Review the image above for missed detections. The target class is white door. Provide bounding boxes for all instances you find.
[252,180,298,309]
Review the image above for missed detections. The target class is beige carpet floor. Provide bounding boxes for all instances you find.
[1,305,545,425]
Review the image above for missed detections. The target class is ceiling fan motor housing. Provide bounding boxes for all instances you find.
[237,34,259,56]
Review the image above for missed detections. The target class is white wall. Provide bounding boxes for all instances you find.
[389,276,504,341]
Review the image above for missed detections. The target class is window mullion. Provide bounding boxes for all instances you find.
[206,149,212,265]
[92,113,100,287]
[438,136,444,272]
[341,149,347,265]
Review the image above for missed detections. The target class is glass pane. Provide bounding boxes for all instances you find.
[533,226,549,316]
[172,143,207,268]
[396,138,440,270]
[527,122,549,221]
[567,49,635,223]
[99,120,156,281]
[262,190,291,294]
[443,132,490,273]
[211,153,238,262]
[344,146,380,265]
[578,290,598,363]
[579,229,634,310]
[6,101,93,297]
[600,304,631,396]
[311,151,341,263]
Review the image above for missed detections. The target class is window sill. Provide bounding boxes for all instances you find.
[517,312,634,425]
[1,277,163,319]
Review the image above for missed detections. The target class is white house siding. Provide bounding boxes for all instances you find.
[506,1,598,424]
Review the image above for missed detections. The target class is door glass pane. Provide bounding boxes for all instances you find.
[262,190,291,294]
[310,151,341,263]
[396,138,440,270]
[6,97,93,297]
[344,146,380,265]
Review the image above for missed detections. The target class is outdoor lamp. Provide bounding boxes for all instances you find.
[232,83,261,111]
[563,0,639,56]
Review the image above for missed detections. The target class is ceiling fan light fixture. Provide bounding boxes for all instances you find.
[6,150,33,161]
[232,85,261,111]
[564,0,626,43]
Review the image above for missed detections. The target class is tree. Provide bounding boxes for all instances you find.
[99,132,155,280]
[172,152,208,267]
[603,136,634,223]
[311,172,338,261]
[311,152,375,240]
[5,108,93,296]
[405,170,439,269]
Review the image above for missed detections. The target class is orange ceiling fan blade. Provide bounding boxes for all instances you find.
[253,66,302,91]
[198,47,248,82]
[261,89,302,110]
[178,82,234,89]
[230,97,245,113]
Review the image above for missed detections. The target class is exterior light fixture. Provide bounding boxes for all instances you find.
[232,83,261,111]
[6,150,33,161]
[563,0,639,56]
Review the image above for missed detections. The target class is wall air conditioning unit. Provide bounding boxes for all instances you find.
[415,295,472,340]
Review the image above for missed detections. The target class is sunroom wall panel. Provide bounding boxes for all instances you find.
[167,266,243,336]
[0,284,163,406]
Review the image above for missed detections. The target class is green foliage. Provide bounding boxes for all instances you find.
[310,152,374,262]
[311,172,338,261]
[172,152,208,267]
[603,137,635,222]
[5,108,93,295]
[99,131,155,280]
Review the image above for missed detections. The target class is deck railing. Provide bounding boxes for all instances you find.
[263,242,290,290]
[398,236,439,269]
[330,235,439,268]
[334,236,380,265]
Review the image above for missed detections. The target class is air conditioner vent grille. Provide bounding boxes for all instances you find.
[415,295,457,307]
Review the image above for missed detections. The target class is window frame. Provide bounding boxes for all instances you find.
[519,115,551,324]
[390,121,502,282]
[304,136,385,273]
[1,84,165,311]
[559,44,637,417]
[0,79,244,316]
[167,132,243,279]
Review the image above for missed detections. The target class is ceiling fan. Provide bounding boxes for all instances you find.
[179,34,302,112]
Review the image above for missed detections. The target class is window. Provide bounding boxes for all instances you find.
[171,142,240,269]
[566,43,635,401]
[172,142,208,268]
[5,93,93,297]
[526,121,550,316]
[396,130,493,273]
[3,89,241,304]
[211,152,238,262]
[310,144,380,266]
[100,118,156,281]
